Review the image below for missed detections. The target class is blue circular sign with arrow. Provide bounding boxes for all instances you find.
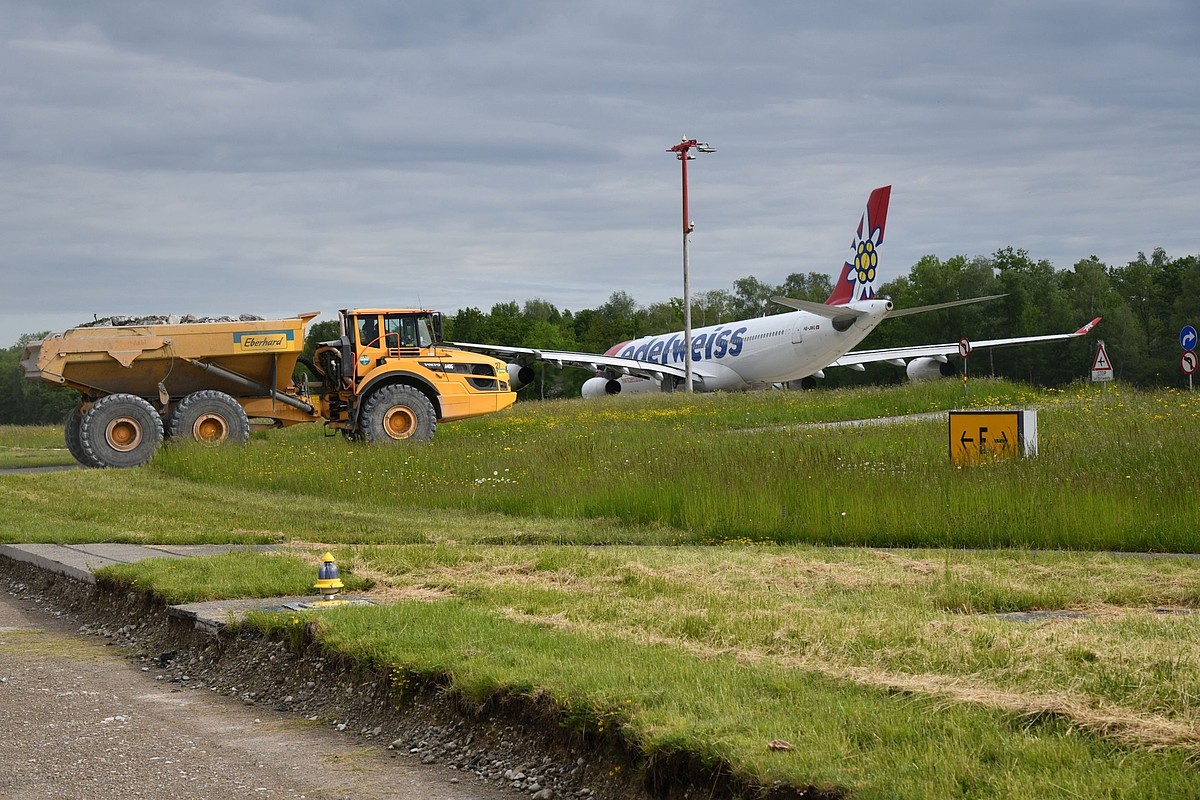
[1182,325,1198,352]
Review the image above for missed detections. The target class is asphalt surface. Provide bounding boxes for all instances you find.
[0,545,511,800]
[0,464,78,474]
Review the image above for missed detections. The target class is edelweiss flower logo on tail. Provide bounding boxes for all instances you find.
[854,230,883,302]
[824,185,891,306]
[844,189,889,301]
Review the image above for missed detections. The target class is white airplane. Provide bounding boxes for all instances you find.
[457,186,1101,396]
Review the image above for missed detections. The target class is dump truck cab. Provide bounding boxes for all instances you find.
[313,308,515,443]
[351,309,441,370]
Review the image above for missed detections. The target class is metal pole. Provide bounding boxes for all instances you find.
[680,148,693,392]
[668,137,712,392]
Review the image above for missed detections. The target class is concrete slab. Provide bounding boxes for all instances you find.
[71,543,188,564]
[148,544,279,558]
[169,596,316,635]
[0,543,282,585]
[2,543,350,635]
[169,595,373,635]
[0,543,124,583]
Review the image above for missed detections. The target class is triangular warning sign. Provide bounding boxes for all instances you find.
[1091,341,1113,381]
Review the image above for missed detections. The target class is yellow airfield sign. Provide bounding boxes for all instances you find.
[948,410,1037,465]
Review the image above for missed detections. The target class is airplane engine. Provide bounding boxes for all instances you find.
[507,362,535,391]
[613,376,664,395]
[582,376,623,397]
[906,357,959,382]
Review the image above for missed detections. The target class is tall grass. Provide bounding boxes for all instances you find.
[156,381,1200,552]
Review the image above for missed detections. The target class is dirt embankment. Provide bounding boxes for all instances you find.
[2,558,827,800]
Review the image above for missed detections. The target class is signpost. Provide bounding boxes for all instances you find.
[1182,350,1198,378]
[1183,325,1197,391]
[1090,340,1113,384]
[958,337,971,397]
[948,410,1037,466]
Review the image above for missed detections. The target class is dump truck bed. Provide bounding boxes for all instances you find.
[22,313,318,402]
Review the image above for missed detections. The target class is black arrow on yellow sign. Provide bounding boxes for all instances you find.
[959,427,1011,454]
[949,410,1031,466]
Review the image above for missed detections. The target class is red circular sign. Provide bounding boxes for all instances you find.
[1183,351,1198,375]
[958,338,971,359]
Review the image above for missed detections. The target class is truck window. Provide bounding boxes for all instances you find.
[383,315,428,348]
[356,316,381,348]
[416,317,435,347]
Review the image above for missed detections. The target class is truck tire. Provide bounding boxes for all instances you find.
[359,384,436,444]
[64,403,101,468]
[79,394,164,469]
[167,390,251,445]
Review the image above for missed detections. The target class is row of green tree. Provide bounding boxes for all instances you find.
[2,245,1196,422]
[0,333,81,425]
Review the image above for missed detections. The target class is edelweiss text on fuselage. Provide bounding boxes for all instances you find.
[618,326,749,364]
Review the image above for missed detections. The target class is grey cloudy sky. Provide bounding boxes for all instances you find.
[2,0,1197,346]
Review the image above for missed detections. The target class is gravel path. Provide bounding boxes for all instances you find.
[0,586,510,800]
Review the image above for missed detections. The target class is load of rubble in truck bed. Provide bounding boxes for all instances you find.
[78,314,265,328]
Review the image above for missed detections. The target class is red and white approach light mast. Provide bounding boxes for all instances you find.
[667,137,715,392]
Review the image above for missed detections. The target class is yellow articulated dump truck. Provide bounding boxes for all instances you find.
[21,308,516,468]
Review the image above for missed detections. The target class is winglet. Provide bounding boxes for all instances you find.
[1074,317,1102,335]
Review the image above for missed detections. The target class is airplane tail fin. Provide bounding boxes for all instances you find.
[825,185,891,305]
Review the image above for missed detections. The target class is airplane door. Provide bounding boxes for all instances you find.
[791,325,803,344]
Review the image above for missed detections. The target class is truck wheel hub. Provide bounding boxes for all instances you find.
[193,413,228,443]
[105,418,143,452]
[382,407,416,439]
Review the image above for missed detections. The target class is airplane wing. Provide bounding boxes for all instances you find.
[450,342,688,381]
[829,317,1102,368]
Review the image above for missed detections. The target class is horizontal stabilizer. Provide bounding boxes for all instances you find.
[887,294,1007,318]
[770,296,869,319]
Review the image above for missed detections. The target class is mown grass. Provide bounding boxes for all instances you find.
[156,380,1200,552]
[253,596,1200,799]
[0,424,75,469]
[92,545,1200,798]
[0,467,675,546]
[4,380,1200,798]
[96,550,372,603]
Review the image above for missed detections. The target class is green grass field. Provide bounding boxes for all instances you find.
[2,379,1199,799]
[156,379,1200,551]
[0,424,75,469]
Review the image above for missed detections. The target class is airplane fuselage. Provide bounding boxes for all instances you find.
[606,299,893,390]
